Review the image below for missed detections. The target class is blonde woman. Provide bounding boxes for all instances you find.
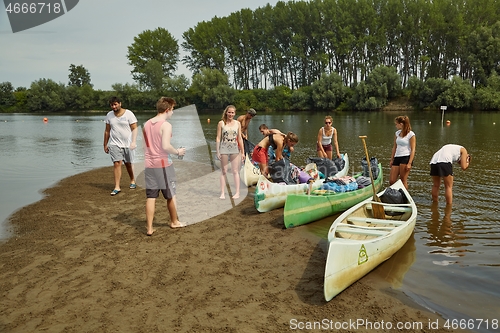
[216,105,244,199]
[389,115,416,189]
[317,115,340,159]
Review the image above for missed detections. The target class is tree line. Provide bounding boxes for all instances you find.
[182,0,500,90]
[3,0,500,113]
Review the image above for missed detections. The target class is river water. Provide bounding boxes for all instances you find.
[0,107,498,332]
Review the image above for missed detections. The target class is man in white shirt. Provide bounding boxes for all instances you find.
[103,96,138,196]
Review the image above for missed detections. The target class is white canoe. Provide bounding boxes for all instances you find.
[254,153,349,213]
[241,154,261,187]
[324,179,417,301]
[212,153,261,187]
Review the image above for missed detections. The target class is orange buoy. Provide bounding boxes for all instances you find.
[43,117,48,123]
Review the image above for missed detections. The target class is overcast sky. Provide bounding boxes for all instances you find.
[0,0,281,90]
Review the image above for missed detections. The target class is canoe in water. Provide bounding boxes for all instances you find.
[283,163,383,228]
[254,154,349,213]
[324,179,417,301]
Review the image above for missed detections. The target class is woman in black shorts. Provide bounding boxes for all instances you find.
[430,144,471,205]
[389,116,416,189]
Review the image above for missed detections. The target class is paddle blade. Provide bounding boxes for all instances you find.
[371,201,386,219]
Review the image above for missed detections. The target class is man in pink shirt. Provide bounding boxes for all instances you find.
[142,97,186,235]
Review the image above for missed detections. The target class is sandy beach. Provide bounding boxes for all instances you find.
[0,161,460,333]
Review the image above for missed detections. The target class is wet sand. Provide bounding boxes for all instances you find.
[0,161,461,332]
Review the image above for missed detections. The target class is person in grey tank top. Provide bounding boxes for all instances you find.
[216,105,244,199]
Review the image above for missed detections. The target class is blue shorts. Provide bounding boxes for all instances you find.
[108,145,134,163]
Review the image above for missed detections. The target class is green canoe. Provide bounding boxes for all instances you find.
[283,163,383,228]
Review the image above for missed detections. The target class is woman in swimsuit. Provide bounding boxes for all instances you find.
[216,105,244,199]
[317,115,340,159]
[252,131,299,177]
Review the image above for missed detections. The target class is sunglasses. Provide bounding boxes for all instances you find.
[325,121,331,124]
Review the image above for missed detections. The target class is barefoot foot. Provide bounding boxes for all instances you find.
[170,221,186,229]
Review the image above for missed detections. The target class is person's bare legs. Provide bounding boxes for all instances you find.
[259,162,269,177]
[326,150,333,160]
[219,155,229,199]
[399,164,410,189]
[124,162,136,185]
[145,197,156,235]
[431,176,441,202]
[230,153,241,199]
[168,196,185,228]
[389,165,400,185]
[443,175,454,205]
[113,161,122,190]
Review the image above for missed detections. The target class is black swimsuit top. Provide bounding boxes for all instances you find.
[268,134,278,149]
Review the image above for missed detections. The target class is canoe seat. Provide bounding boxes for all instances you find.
[366,203,412,213]
[336,226,391,236]
[347,216,404,226]
[340,223,395,230]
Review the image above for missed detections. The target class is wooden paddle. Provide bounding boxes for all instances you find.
[359,136,385,219]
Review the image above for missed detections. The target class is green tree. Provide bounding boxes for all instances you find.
[13,89,28,111]
[181,19,226,75]
[142,59,165,92]
[27,79,66,111]
[436,76,474,109]
[349,81,387,110]
[266,85,293,110]
[463,22,500,87]
[0,81,16,108]
[188,68,234,109]
[475,70,500,110]
[127,27,179,90]
[233,90,259,112]
[349,66,401,110]
[111,83,141,108]
[68,64,92,87]
[367,65,402,99]
[65,84,96,110]
[110,83,158,109]
[311,72,347,110]
[412,77,451,109]
[163,74,190,106]
[290,86,313,111]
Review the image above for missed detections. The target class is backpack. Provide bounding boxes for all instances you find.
[268,157,296,185]
[306,157,339,178]
[361,157,379,179]
[380,188,408,204]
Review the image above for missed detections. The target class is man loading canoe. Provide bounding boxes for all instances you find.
[252,132,299,177]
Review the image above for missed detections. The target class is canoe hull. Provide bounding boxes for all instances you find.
[323,179,417,301]
[255,177,323,213]
[255,154,349,213]
[241,155,261,187]
[283,163,383,228]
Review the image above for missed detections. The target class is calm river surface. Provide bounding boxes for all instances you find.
[0,107,498,332]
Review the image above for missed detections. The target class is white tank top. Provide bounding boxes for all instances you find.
[321,127,333,145]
